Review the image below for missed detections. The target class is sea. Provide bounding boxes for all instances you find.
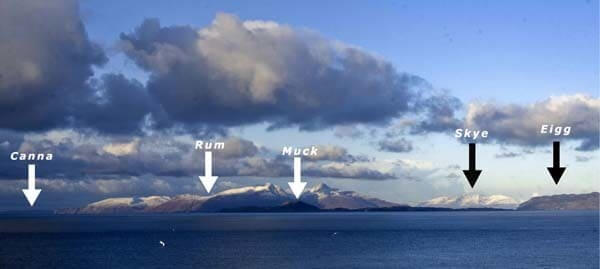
[0,211,597,268]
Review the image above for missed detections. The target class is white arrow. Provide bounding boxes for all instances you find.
[22,164,41,206]
[288,157,307,199]
[198,151,218,193]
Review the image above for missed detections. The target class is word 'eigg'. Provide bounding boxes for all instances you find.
[540,125,571,136]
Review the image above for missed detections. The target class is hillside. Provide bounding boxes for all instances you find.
[517,192,599,211]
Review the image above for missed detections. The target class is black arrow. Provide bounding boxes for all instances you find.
[462,143,482,188]
[547,141,566,185]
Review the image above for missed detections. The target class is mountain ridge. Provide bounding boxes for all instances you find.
[56,183,402,214]
[56,184,598,215]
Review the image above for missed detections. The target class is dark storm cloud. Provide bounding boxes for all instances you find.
[377,138,414,153]
[464,95,600,151]
[0,1,155,135]
[119,14,434,131]
[75,74,153,134]
[0,0,106,131]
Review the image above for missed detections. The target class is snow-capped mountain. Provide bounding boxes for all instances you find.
[153,183,293,213]
[418,193,519,209]
[56,183,398,214]
[302,183,399,209]
[65,196,171,214]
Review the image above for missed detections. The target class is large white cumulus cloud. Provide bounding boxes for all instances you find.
[120,13,432,130]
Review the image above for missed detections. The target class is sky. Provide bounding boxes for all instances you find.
[0,0,598,210]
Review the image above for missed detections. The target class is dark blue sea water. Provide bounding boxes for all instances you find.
[0,211,597,268]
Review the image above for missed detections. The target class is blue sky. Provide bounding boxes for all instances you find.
[0,1,598,209]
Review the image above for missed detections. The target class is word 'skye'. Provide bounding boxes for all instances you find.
[10,152,53,161]
[455,128,489,140]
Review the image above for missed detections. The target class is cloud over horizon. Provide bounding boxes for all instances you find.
[0,130,400,181]
[464,95,600,151]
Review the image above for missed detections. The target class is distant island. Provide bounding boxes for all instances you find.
[54,183,599,215]
[517,192,599,211]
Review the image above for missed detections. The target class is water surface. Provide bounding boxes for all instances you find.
[0,211,597,268]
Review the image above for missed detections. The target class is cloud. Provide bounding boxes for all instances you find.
[0,1,157,135]
[494,151,522,158]
[494,147,536,158]
[303,145,371,163]
[382,93,599,152]
[575,155,594,162]
[464,95,600,151]
[1,8,461,136]
[410,91,463,134]
[333,125,365,139]
[119,13,439,131]
[445,172,460,179]
[235,156,290,177]
[0,130,396,181]
[103,138,141,157]
[219,137,259,159]
[377,138,414,153]
[304,162,396,180]
[75,74,154,134]
[0,0,106,131]
[389,159,461,183]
